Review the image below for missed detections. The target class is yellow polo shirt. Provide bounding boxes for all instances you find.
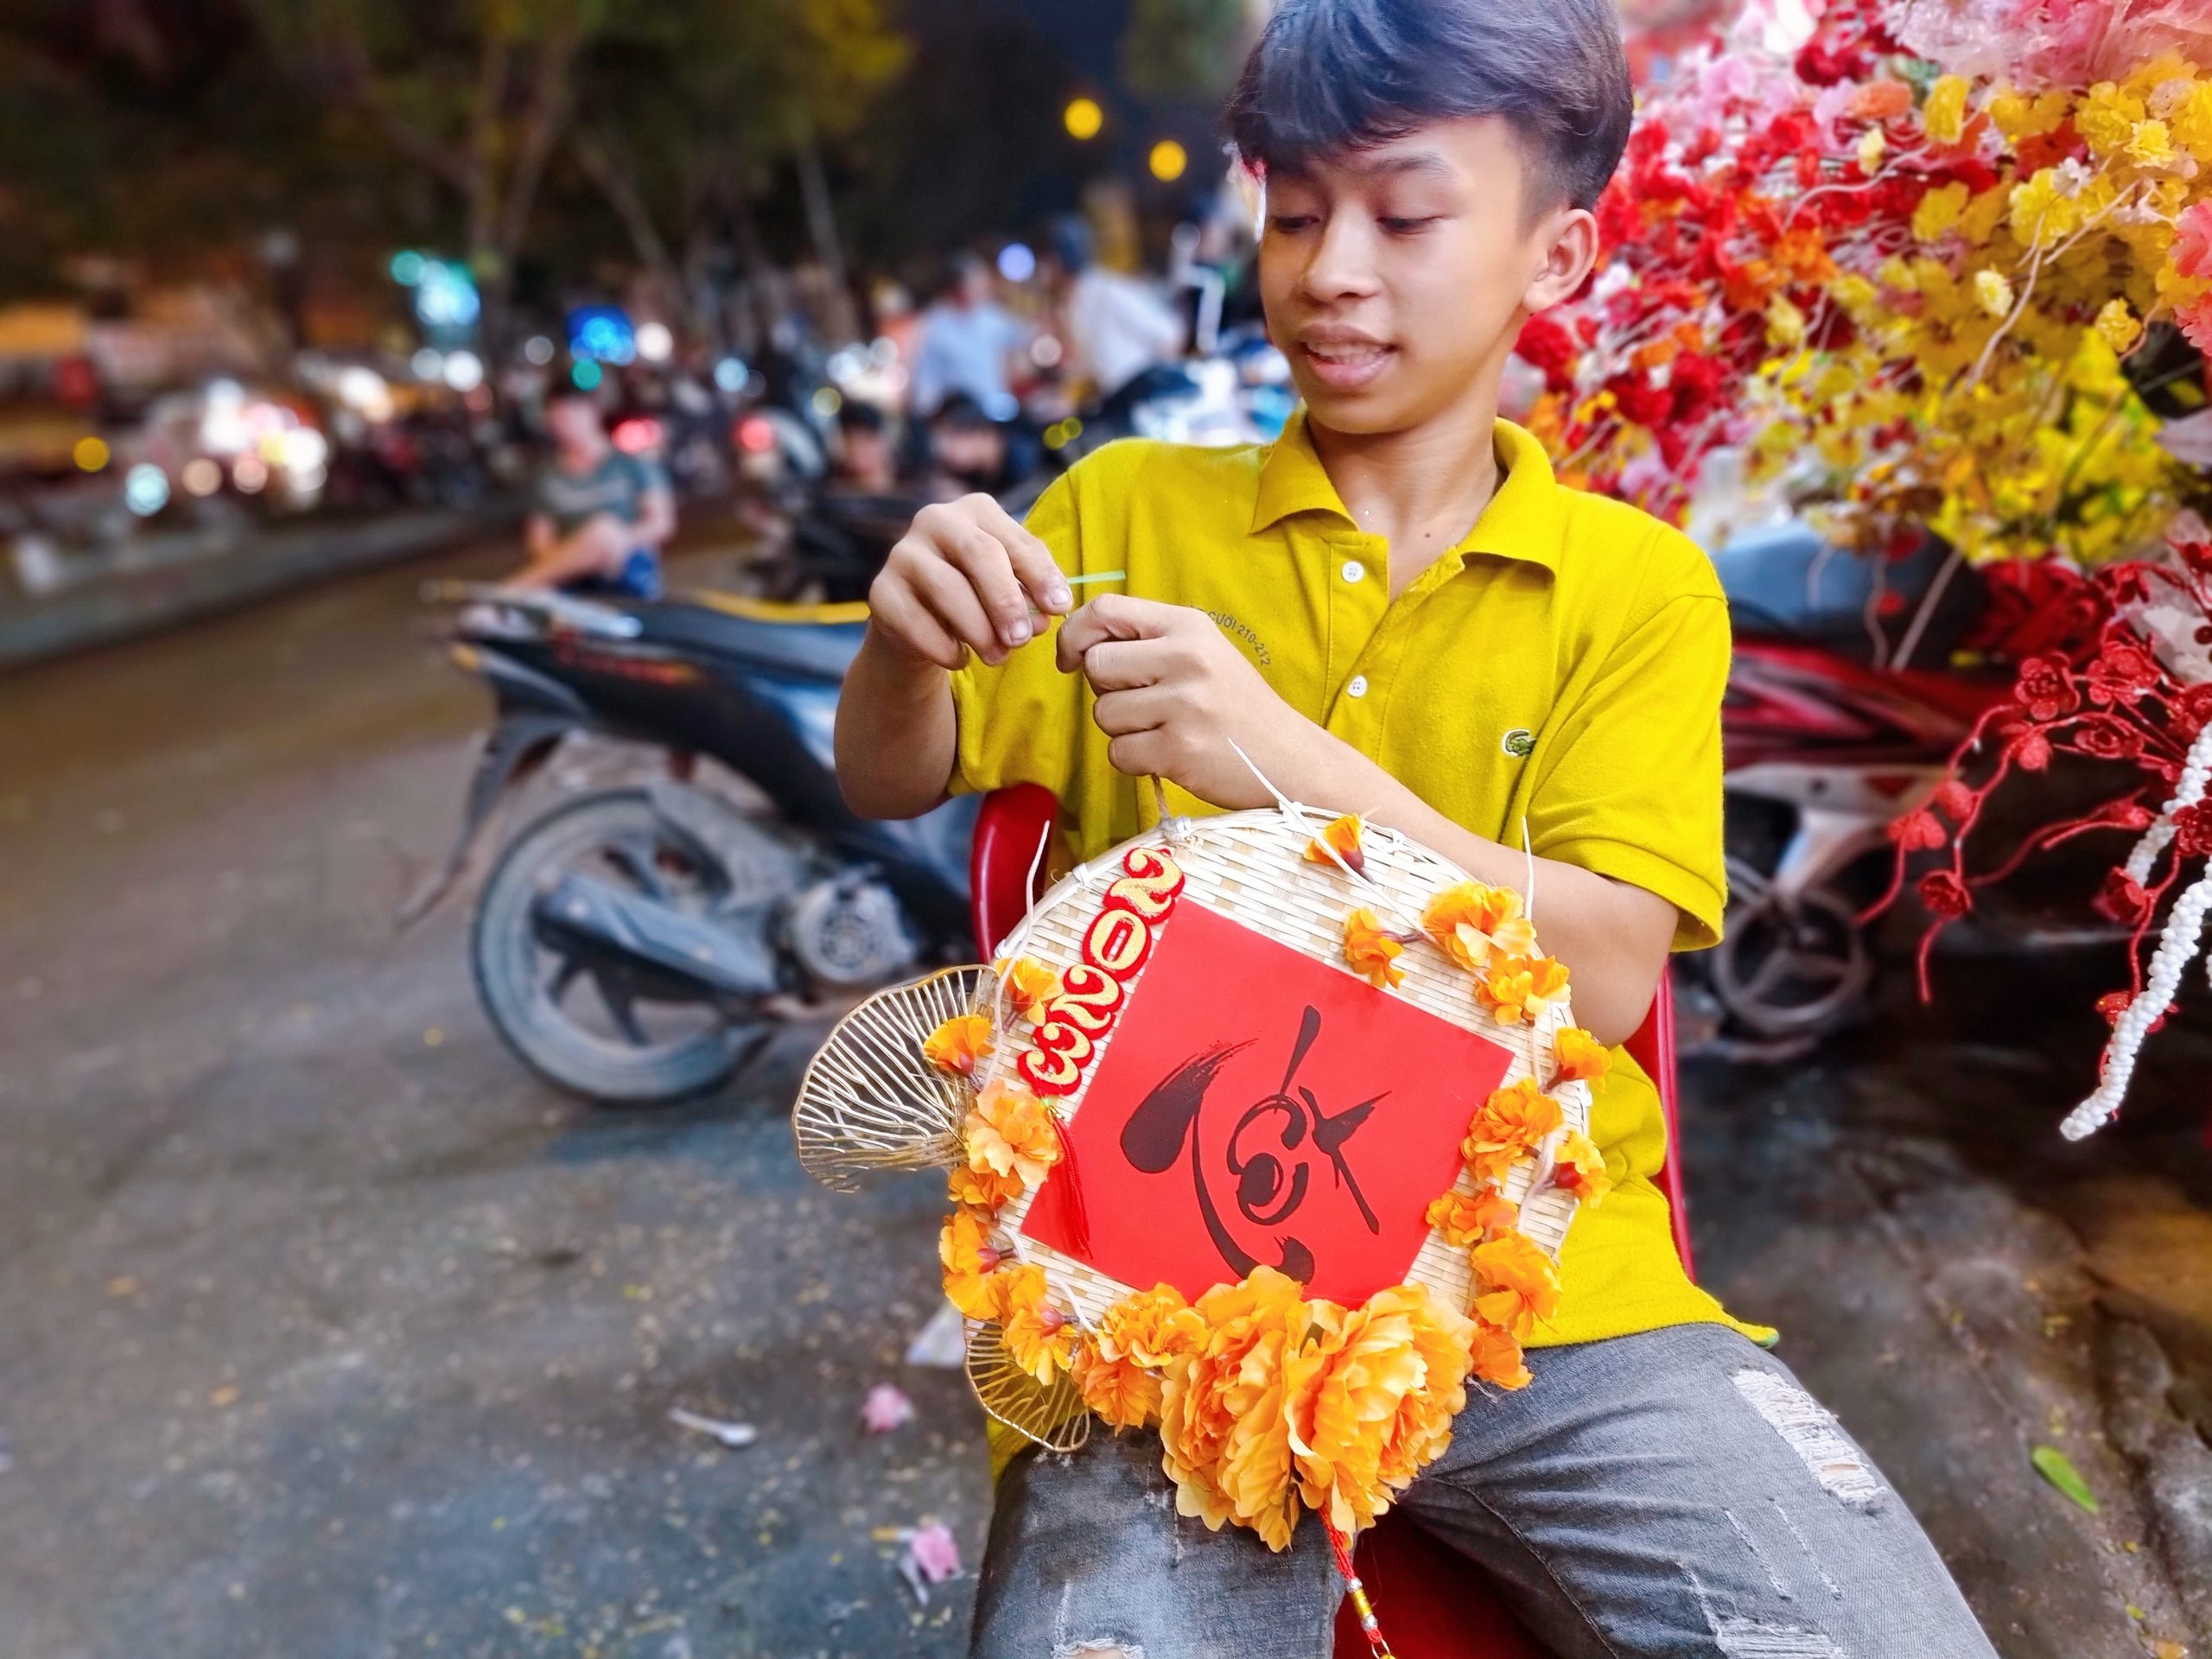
[950,410,1770,1358]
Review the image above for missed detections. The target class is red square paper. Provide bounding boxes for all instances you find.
[1020,899,1516,1306]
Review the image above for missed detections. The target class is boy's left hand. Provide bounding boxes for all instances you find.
[1056,596,1321,808]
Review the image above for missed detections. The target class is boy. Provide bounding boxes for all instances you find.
[836,3,1997,1654]
[505,385,674,598]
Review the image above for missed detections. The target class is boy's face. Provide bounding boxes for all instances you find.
[1259,118,1595,436]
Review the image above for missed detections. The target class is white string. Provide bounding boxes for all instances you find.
[988,817,1060,1039]
[1521,817,1538,925]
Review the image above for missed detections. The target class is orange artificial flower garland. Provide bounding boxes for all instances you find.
[916,821,1613,1551]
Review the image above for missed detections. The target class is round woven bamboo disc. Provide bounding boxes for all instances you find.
[978,806,1592,1332]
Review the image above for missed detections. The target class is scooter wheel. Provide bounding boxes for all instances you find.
[471,789,772,1104]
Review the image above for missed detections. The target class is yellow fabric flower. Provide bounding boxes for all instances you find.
[1469,1231,1564,1340]
[1304,812,1368,878]
[940,1206,1010,1320]
[1765,294,1808,348]
[1923,75,1970,146]
[1460,1078,1564,1185]
[1000,1262,1077,1383]
[998,957,1063,1026]
[1987,86,2071,141]
[963,1077,1062,1188]
[2010,169,2079,247]
[1477,954,1571,1027]
[948,1162,1024,1211]
[1552,1130,1614,1208]
[1421,881,1536,974]
[1158,1268,1310,1549]
[1287,1282,1475,1534]
[2127,119,2180,171]
[2094,299,2142,355]
[1073,1339,1161,1429]
[1096,1283,1208,1369]
[1856,127,1885,175]
[1424,1186,1519,1247]
[1342,906,1407,989]
[2077,83,2147,156]
[1974,268,2015,321]
[1911,181,1969,243]
[922,1013,992,1077]
[1468,1319,1532,1389]
[1551,1027,1611,1089]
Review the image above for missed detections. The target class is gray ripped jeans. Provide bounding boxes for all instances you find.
[970,1324,1997,1658]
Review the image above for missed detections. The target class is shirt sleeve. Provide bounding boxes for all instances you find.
[1526,584,1732,951]
[945,469,1091,803]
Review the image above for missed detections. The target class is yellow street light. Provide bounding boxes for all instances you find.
[73,435,109,472]
[1065,97,1103,141]
[1149,139,1188,182]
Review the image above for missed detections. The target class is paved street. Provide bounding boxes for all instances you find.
[3,537,2209,1658]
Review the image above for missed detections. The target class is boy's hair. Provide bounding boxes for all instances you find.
[1225,0,1633,217]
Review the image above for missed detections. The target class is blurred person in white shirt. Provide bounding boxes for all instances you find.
[908,255,1030,420]
[1046,215,1187,399]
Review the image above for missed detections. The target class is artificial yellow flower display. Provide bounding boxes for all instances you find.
[939,1206,1010,1320]
[1551,1027,1611,1089]
[1469,1231,1565,1341]
[1424,1186,1519,1247]
[1478,954,1572,1027]
[1000,1262,1077,1383]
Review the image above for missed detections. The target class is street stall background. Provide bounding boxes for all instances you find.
[1,1,2210,1656]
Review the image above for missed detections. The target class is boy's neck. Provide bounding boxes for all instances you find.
[1305,380,1505,600]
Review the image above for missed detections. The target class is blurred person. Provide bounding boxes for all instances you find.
[871,280,922,402]
[908,254,1029,419]
[505,383,674,598]
[1046,214,1187,398]
[836,402,902,493]
[924,393,1013,499]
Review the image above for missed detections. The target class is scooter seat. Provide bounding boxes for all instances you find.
[624,598,868,684]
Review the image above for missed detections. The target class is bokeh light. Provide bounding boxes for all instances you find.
[73,436,109,472]
[411,348,444,382]
[714,357,748,393]
[997,242,1037,283]
[123,463,169,516]
[181,458,222,496]
[1149,139,1188,181]
[388,250,426,286]
[523,335,556,366]
[636,321,673,362]
[810,385,843,417]
[441,350,484,391]
[232,455,268,493]
[570,360,603,391]
[1064,97,1103,140]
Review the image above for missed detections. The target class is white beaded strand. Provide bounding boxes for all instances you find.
[2061,722,2212,1140]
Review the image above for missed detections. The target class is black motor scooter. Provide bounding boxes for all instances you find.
[405,582,978,1103]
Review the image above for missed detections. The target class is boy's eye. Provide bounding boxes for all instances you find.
[1269,214,1319,234]
[1380,216,1440,234]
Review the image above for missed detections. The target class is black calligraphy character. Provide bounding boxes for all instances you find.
[1120,1005,1383,1286]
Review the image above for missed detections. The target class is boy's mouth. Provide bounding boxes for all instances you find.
[1297,337,1395,392]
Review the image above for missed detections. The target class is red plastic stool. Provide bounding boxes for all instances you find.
[968,787,1694,1659]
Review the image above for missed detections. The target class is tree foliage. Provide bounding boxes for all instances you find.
[1120,0,1249,103]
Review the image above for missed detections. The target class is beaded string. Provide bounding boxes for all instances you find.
[1324,1512,1396,1659]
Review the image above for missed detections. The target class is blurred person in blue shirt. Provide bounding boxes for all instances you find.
[908,254,1030,421]
[506,385,675,599]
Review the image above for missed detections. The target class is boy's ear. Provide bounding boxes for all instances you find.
[1522,207,1600,316]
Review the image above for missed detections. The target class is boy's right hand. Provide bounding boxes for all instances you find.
[866,493,1073,670]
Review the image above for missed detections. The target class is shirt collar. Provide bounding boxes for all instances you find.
[1249,408,1564,575]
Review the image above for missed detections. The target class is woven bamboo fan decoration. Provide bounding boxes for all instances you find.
[794,800,1616,1554]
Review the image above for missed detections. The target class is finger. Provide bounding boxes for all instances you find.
[934,509,1039,652]
[1090,684,1177,738]
[911,556,1007,664]
[865,581,967,671]
[962,493,1072,616]
[1080,637,1180,693]
[1055,595,1189,672]
[1106,731,1173,780]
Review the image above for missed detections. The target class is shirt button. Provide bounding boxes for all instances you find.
[1340,560,1365,585]
[1345,675,1370,699]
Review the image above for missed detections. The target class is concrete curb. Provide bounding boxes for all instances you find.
[0,503,520,671]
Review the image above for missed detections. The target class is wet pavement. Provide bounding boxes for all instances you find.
[1,532,2208,1657]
